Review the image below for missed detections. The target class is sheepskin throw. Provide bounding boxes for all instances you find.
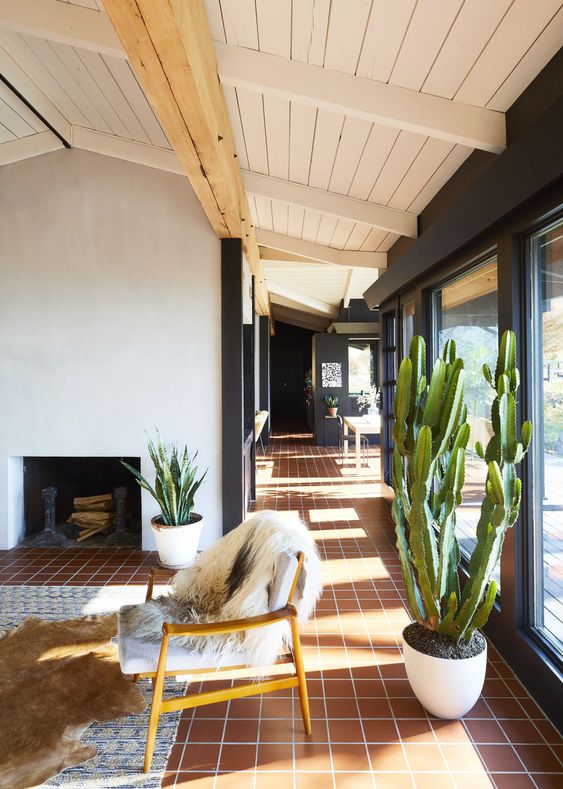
[119,511,322,667]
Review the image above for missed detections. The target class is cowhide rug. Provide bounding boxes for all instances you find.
[0,614,146,789]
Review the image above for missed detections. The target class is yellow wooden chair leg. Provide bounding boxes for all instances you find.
[144,636,169,773]
[143,689,161,772]
[291,618,311,735]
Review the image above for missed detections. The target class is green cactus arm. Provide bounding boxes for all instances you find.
[393,357,412,452]
[392,496,425,623]
[487,460,505,505]
[482,363,493,387]
[499,392,518,462]
[447,535,461,602]
[434,366,466,457]
[511,366,520,393]
[452,521,497,640]
[392,445,411,519]
[437,592,458,637]
[465,580,497,641]
[521,421,532,453]
[422,358,446,428]
[409,336,426,415]
[495,330,516,386]
[435,446,465,599]
[485,433,501,464]
[407,426,440,625]
[443,339,456,364]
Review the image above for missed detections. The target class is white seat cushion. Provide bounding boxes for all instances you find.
[268,553,298,611]
[117,610,246,675]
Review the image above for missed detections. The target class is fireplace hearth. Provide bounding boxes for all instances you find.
[23,457,142,548]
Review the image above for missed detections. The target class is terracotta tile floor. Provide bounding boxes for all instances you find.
[1,432,562,788]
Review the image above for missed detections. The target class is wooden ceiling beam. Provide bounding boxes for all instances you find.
[0,0,125,58]
[217,43,506,153]
[245,170,417,237]
[268,282,340,319]
[343,269,355,309]
[102,0,269,315]
[272,305,330,333]
[0,131,62,166]
[257,229,385,270]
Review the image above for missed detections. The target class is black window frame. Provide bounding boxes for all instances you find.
[521,210,563,672]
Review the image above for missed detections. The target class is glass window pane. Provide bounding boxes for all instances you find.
[348,343,374,394]
[530,217,563,657]
[402,301,415,359]
[433,258,499,580]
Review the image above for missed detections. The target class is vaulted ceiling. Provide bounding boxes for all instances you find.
[1,0,562,328]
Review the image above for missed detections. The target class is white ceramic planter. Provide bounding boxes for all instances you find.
[151,514,204,569]
[402,630,487,719]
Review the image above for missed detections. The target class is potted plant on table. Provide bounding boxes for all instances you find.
[324,394,339,417]
[357,384,381,416]
[122,433,207,569]
[392,331,531,719]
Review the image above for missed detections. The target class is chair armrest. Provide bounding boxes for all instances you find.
[163,604,297,637]
[146,567,175,601]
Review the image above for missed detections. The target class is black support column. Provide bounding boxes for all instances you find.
[259,315,271,445]
[221,239,244,534]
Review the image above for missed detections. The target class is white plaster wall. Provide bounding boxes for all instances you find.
[0,149,222,550]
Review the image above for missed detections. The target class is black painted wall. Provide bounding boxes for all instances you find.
[339,299,379,323]
[270,322,313,426]
[312,333,349,446]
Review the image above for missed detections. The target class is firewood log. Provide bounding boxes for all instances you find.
[73,494,113,511]
[69,511,115,528]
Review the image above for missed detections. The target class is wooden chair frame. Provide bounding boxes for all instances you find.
[135,552,311,773]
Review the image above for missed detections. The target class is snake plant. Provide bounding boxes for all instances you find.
[392,331,531,643]
[122,433,207,526]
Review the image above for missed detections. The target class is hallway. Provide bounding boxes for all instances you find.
[163,433,562,787]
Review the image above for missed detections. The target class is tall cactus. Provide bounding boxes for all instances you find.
[391,330,531,643]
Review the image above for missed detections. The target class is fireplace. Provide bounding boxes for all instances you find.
[23,456,142,547]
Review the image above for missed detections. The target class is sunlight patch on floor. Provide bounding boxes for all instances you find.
[309,527,368,541]
[307,507,360,523]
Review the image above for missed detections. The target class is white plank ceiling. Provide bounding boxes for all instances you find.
[0,0,561,325]
[209,0,563,256]
[0,30,170,147]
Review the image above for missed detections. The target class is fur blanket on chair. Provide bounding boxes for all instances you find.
[119,511,322,667]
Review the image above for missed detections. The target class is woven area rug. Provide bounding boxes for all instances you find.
[0,585,185,789]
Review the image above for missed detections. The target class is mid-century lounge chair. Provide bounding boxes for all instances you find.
[118,552,312,773]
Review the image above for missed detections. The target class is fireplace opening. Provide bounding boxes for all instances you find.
[23,456,142,548]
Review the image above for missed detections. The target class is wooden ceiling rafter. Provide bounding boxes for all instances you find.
[101,0,269,316]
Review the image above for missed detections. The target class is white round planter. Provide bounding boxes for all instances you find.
[151,514,203,570]
[402,630,487,719]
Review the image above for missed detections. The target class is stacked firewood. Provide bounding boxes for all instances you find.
[68,494,115,541]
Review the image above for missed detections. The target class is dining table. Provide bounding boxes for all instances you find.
[342,414,381,474]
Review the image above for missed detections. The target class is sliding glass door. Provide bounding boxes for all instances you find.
[529,217,563,659]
